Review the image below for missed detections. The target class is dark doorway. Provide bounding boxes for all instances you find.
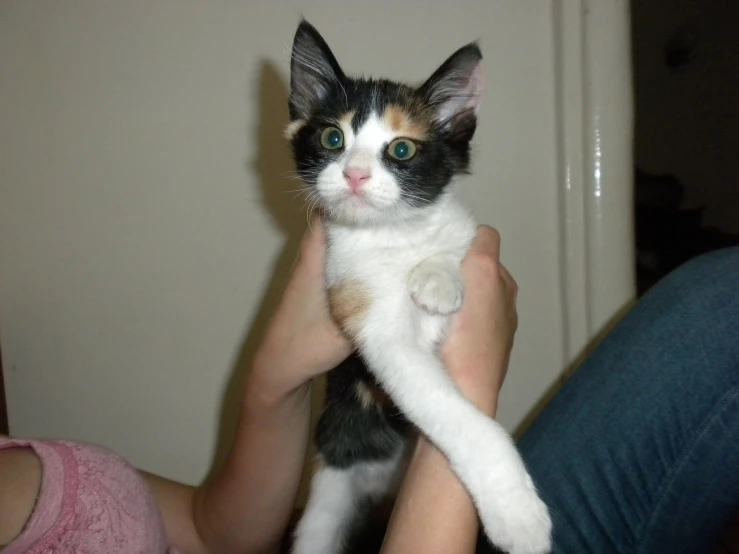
[632,0,739,296]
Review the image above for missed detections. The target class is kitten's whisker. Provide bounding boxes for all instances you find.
[305,194,322,234]
[299,191,318,211]
[400,191,432,205]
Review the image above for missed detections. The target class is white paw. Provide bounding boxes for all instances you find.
[481,482,553,554]
[408,260,464,315]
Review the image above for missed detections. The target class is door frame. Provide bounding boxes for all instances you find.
[0,339,8,434]
[553,0,635,364]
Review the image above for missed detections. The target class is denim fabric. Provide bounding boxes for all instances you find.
[518,248,739,553]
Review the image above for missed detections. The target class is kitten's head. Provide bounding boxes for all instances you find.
[286,20,484,226]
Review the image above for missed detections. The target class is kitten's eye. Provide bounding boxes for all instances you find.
[388,139,417,161]
[320,127,344,150]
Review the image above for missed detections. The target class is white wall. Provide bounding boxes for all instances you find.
[0,1,633,490]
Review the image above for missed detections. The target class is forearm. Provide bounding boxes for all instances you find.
[193,371,313,554]
[382,400,497,554]
[382,349,505,553]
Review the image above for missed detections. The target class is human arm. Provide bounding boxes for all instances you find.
[381,226,519,554]
[0,442,42,549]
[143,385,313,554]
[149,223,518,554]
[144,216,352,554]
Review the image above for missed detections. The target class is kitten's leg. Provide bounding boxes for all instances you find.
[360,331,552,554]
[408,253,465,315]
[292,454,404,554]
[352,447,408,503]
[291,462,358,554]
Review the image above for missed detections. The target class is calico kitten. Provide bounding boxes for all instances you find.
[285,20,552,554]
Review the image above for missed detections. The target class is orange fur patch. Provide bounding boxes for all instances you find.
[355,381,391,410]
[328,280,371,340]
[383,104,429,141]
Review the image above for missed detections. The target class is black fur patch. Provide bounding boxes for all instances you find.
[315,353,410,469]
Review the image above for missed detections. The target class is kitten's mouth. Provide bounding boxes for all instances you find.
[320,188,383,221]
[337,187,373,207]
[344,188,368,201]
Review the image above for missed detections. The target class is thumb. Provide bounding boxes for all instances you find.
[467,225,501,262]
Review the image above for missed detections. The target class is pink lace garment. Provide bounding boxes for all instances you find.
[0,438,178,554]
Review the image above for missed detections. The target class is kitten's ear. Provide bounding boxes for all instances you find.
[420,43,484,140]
[289,20,345,121]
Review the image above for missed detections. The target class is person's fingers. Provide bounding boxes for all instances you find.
[467,225,501,261]
[300,214,325,250]
[293,214,328,273]
[308,211,325,238]
[499,263,518,299]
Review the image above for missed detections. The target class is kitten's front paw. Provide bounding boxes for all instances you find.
[482,482,552,554]
[408,259,464,315]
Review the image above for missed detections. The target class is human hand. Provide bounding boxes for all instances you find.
[441,226,519,416]
[250,216,353,401]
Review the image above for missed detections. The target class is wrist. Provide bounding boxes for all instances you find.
[250,340,310,394]
[444,351,508,418]
[245,359,312,416]
[457,380,499,418]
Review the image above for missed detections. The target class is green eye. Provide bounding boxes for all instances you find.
[388,139,417,161]
[320,127,344,150]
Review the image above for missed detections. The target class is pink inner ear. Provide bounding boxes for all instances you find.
[436,61,485,124]
[466,62,485,114]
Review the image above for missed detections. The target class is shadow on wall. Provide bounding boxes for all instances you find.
[204,60,324,506]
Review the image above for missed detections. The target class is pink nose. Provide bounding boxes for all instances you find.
[343,167,371,191]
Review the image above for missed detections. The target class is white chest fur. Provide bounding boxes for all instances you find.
[324,191,476,347]
[324,192,476,289]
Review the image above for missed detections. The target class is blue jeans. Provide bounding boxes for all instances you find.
[518,248,739,553]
